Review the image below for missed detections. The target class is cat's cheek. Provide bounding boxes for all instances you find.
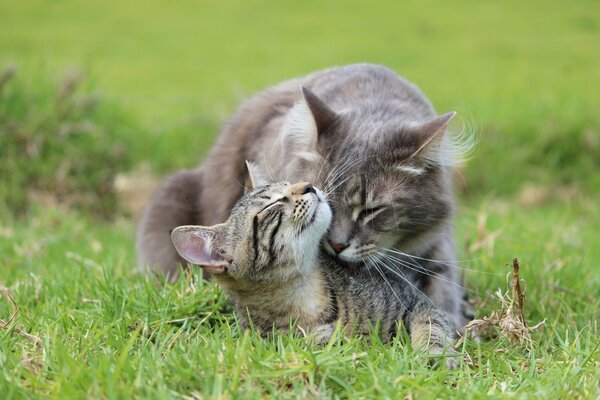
[379,233,403,250]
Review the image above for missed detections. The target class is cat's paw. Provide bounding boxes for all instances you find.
[307,324,336,346]
[443,352,460,370]
[426,346,459,370]
[458,295,476,327]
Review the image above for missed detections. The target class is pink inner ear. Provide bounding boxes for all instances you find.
[173,231,226,267]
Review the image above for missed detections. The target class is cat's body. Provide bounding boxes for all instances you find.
[171,179,456,367]
[138,64,473,333]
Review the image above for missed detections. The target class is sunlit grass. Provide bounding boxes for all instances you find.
[1,0,599,398]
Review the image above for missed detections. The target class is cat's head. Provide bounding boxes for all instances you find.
[171,164,332,282]
[279,87,471,268]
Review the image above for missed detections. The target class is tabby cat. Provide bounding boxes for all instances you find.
[171,173,457,368]
[138,64,473,333]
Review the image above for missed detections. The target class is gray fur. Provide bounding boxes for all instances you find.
[138,64,473,332]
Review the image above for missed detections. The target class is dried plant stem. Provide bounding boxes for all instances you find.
[512,258,526,326]
[1,285,45,372]
[461,258,545,348]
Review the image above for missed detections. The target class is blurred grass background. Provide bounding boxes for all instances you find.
[1,1,600,398]
[2,0,599,201]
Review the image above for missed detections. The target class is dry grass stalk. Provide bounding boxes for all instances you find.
[1,285,46,373]
[462,258,545,347]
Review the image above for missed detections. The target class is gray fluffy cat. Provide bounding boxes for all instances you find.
[171,173,457,368]
[137,64,473,333]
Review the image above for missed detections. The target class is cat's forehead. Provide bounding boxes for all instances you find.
[331,169,401,206]
[248,182,290,197]
[237,182,291,209]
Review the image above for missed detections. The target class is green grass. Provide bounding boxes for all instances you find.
[1,0,600,398]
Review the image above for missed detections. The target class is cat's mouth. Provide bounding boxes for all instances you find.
[325,253,368,272]
[299,189,332,235]
[198,264,226,273]
[322,241,371,271]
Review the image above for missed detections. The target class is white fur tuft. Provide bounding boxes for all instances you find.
[279,96,321,163]
[396,165,426,176]
[421,119,477,167]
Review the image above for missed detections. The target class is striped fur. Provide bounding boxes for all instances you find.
[171,181,457,368]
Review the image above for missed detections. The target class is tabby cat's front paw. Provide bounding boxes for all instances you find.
[426,346,459,370]
[307,323,336,345]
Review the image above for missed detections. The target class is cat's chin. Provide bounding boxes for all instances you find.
[198,265,225,273]
[325,253,368,273]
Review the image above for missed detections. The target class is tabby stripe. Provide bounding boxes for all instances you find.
[400,308,410,336]
[360,174,367,206]
[388,320,398,338]
[388,302,401,338]
[251,187,270,197]
[267,212,283,264]
[382,299,392,337]
[343,296,350,326]
[324,283,339,324]
[262,209,279,229]
[251,215,259,268]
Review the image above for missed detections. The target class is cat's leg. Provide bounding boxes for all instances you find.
[404,301,458,369]
[307,323,338,345]
[136,169,203,281]
[421,264,472,336]
[416,234,474,336]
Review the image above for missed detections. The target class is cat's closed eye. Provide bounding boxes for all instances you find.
[354,206,385,223]
[259,197,288,214]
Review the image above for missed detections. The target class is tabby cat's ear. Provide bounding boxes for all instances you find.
[171,225,232,272]
[244,160,268,193]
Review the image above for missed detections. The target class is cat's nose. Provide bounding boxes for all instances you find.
[328,240,348,254]
[302,184,316,195]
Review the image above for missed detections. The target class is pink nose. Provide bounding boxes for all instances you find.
[328,241,348,254]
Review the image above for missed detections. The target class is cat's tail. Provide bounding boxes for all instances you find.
[136,168,203,282]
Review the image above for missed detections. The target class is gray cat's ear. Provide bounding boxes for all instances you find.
[244,160,268,193]
[409,111,456,163]
[279,87,337,163]
[300,86,337,134]
[171,225,232,272]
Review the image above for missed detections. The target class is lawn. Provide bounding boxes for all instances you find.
[1,1,599,398]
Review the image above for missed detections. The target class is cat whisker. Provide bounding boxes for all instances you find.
[322,175,352,198]
[263,158,277,184]
[315,146,335,187]
[366,255,408,312]
[381,248,500,275]
[375,251,481,296]
[321,150,347,186]
[322,152,355,193]
[322,153,371,194]
[322,154,376,199]
[371,255,437,309]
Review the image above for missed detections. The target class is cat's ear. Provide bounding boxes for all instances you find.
[300,86,337,134]
[244,160,268,193]
[279,87,337,163]
[171,225,232,272]
[408,111,456,163]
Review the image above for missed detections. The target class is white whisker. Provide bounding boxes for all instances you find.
[371,254,436,309]
[376,250,481,296]
[382,248,500,275]
[366,255,408,311]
